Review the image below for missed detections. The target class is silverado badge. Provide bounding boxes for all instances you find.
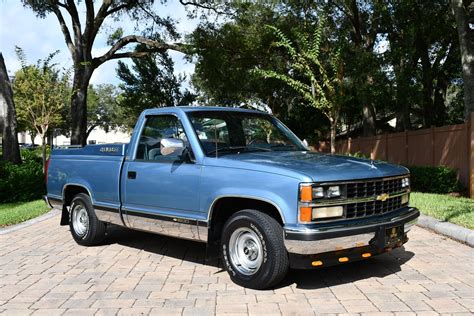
[376,193,390,202]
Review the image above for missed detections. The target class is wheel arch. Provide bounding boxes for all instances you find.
[207,196,285,245]
[60,184,93,226]
[62,183,93,207]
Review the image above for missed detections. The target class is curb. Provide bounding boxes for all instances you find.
[0,209,60,235]
[416,214,474,247]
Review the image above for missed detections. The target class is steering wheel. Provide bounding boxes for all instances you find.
[248,138,268,146]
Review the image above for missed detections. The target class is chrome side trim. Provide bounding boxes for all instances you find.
[94,206,123,226]
[284,233,375,255]
[123,208,207,242]
[198,225,208,242]
[207,195,286,224]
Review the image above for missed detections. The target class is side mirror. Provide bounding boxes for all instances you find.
[160,138,185,156]
[302,139,309,147]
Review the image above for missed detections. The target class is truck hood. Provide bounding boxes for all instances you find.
[210,151,409,182]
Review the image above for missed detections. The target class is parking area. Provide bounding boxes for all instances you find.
[0,214,473,315]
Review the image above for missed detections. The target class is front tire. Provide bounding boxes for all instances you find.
[221,210,289,289]
[69,193,106,246]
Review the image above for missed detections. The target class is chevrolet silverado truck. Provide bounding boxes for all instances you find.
[45,106,419,289]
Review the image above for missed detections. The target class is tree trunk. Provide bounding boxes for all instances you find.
[70,65,93,146]
[86,124,97,141]
[41,134,47,173]
[0,53,21,164]
[418,39,434,127]
[451,0,474,120]
[330,119,336,154]
[433,76,448,126]
[30,131,36,145]
[362,103,376,136]
[47,132,54,147]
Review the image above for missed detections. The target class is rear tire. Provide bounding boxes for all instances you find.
[221,209,289,289]
[69,193,106,246]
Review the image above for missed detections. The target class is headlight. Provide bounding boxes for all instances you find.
[312,187,324,198]
[300,184,341,200]
[401,177,410,188]
[312,206,343,219]
[327,186,341,198]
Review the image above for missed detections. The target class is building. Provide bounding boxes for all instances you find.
[18,127,131,146]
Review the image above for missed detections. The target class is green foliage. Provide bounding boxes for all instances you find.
[408,166,462,194]
[0,200,50,227]
[116,49,190,129]
[87,84,122,136]
[0,152,45,203]
[410,192,474,229]
[255,21,345,120]
[254,17,347,153]
[13,47,70,141]
[189,1,464,142]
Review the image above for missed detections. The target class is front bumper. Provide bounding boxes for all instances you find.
[284,207,419,267]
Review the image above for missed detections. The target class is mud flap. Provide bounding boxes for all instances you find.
[60,205,69,226]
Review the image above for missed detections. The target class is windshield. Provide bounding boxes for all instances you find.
[187,110,307,156]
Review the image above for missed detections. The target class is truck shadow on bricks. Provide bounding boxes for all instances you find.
[101,224,415,290]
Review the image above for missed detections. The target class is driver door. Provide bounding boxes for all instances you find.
[121,114,203,240]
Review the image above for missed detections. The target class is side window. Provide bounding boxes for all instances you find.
[136,115,188,161]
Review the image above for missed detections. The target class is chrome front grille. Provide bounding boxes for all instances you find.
[346,178,403,198]
[345,196,403,218]
[312,176,409,221]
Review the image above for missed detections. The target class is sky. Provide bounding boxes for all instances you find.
[0,0,198,86]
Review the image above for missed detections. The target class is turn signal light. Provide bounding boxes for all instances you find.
[299,207,312,222]
[300,185,313,202]
[362,253,371,258]
[312,260,323,266]
[338,257,349,263]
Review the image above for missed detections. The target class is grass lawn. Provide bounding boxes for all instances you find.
[0,200,50,227]
[410,192,474,229]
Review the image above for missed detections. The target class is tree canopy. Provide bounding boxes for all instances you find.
[13,0,471,149]
[13,47,70,168]
[187,1,466,144]
[21,0,185,145]
[116,49,186,130]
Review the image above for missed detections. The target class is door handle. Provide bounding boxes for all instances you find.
[128,171,136,179]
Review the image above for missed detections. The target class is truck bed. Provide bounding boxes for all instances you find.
[47,144,127,211]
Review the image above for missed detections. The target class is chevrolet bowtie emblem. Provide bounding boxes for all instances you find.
[376,193,390,201]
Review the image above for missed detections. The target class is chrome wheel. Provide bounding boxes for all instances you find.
[72,204,89,237]
[229,227,263,276]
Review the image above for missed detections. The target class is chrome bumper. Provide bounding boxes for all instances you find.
[284,208,419,255]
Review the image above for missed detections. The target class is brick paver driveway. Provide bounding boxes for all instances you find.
[1,214,473,316]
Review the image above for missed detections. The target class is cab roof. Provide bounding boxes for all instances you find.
[142,106,267,116]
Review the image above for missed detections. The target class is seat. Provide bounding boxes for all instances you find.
[148,147,161,160]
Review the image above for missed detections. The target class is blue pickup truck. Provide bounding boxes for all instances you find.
[45,106,419,289]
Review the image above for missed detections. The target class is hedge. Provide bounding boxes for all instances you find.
[0,150,45,203]
[408,166,462,194]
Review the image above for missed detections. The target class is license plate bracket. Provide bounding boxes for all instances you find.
[385,225,404,247]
